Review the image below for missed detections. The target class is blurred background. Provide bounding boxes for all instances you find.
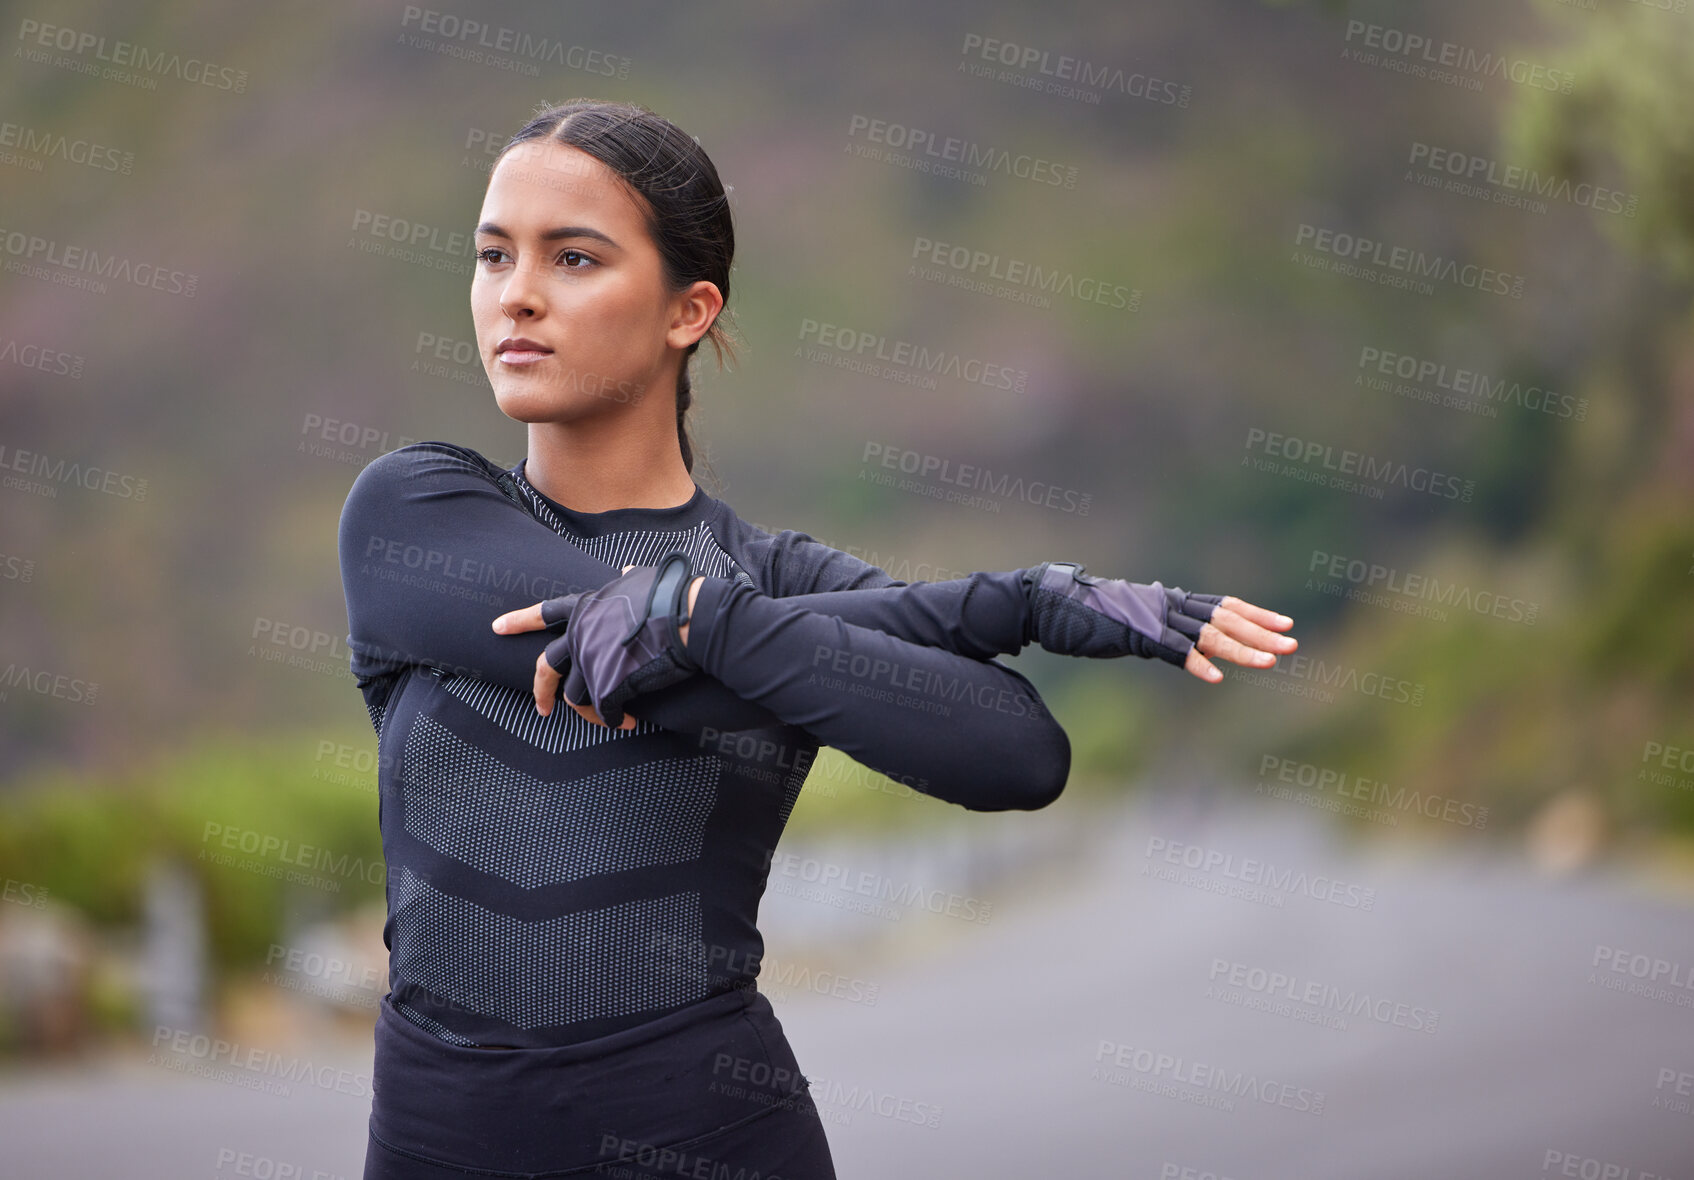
[2,0,1692,1176]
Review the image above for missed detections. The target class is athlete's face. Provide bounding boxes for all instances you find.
[471,140,712,423]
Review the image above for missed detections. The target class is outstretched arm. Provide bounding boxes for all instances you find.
[339,443,1039,737]
[495,558,1072,811]
[682,575,1070,810]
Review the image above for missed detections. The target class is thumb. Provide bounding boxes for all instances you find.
[539,592,582,630]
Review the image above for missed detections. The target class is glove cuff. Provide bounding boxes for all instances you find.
[1022,560,1091,648]
[635,550,701,673]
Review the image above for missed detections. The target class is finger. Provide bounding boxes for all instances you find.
[567,699,606,728]
[1196,620,1280,668]
[1204,605,1299,656]
[532,650,562,716]
[1218,596,1294,631]
[1185,646,1224,683]
[492,602,549,635]
[567,699,638,730]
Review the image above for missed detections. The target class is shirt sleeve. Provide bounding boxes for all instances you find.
[337,442,782,735]
[728,521,1034,660]
[683,575,1070,811]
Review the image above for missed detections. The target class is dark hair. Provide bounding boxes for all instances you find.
[496,98,736,481]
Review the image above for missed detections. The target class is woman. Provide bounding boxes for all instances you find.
[338,98,1296,1180]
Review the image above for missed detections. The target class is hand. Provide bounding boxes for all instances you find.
[491,559,707,725]
[1179,595,1297,683]
[1023,561,1296,683]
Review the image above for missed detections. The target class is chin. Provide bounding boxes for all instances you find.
[490,386,554,423]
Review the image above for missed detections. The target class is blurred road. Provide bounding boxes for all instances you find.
[2,789,1691,1179]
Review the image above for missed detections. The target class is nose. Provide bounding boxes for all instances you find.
[498,254,546,320]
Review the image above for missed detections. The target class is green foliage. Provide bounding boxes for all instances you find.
[0,731,382,973]
[1505,4,1694,277]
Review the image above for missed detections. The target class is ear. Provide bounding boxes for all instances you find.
[667,280,723,350]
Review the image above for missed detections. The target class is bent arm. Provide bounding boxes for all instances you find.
[683,576,1071,811]
[337,443,781,734]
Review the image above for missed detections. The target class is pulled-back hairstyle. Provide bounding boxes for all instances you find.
[495,98,737,479]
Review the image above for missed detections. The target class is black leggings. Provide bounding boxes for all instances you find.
[361,987,836,1179]
[363,1097,837,1179]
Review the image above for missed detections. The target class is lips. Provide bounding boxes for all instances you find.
[496,336,553,356]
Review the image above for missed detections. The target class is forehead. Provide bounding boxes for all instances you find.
[479,140,645,232]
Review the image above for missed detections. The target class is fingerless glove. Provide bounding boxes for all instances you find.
[1022,560,1222,667]
[538,550,702,727]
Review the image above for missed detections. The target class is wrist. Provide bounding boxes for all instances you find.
[678,575,704,646]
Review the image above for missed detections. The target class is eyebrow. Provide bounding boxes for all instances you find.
[475,222,620,249]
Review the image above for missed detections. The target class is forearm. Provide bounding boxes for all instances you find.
[774,571,1032,661]
[338,446,781,734]
[682,577,1070,811]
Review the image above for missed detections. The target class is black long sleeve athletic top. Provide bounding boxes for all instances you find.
[337,441,1070,1050]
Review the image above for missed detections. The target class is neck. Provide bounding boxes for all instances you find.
[523,413,695,514]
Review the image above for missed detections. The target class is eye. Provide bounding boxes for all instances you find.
[475,246,507,265]
[559,248,594,269]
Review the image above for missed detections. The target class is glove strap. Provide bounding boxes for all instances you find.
[619,550,699,672]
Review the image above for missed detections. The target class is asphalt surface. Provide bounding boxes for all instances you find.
[3,790,1691,1179]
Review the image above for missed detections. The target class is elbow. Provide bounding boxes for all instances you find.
[962,708,1072,813]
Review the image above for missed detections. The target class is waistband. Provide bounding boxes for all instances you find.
[369,984,813,1176]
